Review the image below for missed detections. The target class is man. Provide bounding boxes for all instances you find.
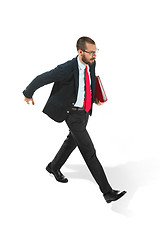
[23,36,126,203]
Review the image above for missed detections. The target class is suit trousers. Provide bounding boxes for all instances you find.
[50,109,112,194]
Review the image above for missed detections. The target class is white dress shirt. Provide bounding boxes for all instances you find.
[74,56,91,108]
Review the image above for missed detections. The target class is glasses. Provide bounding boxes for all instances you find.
[82,49,99,56]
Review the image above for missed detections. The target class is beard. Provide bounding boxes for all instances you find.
[82,55,95,66]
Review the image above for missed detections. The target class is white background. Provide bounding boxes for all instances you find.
[1,0,160,239]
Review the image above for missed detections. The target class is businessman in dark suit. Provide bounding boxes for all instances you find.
[23,36,126,203]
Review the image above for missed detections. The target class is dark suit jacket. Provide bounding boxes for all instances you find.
[23,56,96,122]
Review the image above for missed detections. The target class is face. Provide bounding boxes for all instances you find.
[78,43,97,66]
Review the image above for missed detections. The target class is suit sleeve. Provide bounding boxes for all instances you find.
[23,64,67,99]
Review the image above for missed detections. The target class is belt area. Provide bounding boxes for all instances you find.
[72,107,84,111]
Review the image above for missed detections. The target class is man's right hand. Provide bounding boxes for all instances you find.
[24,97,35,105]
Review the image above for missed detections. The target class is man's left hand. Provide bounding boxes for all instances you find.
[94,98,104,106]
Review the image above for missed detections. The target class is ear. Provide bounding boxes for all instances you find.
[78,49,83,56]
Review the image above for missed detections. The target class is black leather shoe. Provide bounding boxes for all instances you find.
[46,163,68,183]
[112,189,120,194]
[104,189,127,203]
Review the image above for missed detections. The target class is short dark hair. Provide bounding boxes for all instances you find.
[76,36,95,51]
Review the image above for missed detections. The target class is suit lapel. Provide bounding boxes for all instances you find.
[73,57,79,96]
[89,63,96,100]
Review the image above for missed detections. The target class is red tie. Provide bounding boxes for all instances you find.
[83,66,91,112]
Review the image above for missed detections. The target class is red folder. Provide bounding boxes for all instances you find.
[94,76,108,103]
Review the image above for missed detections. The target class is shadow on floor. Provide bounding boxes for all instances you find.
[63,158,160,217]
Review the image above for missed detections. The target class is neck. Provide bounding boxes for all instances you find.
[78,56,87,66]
